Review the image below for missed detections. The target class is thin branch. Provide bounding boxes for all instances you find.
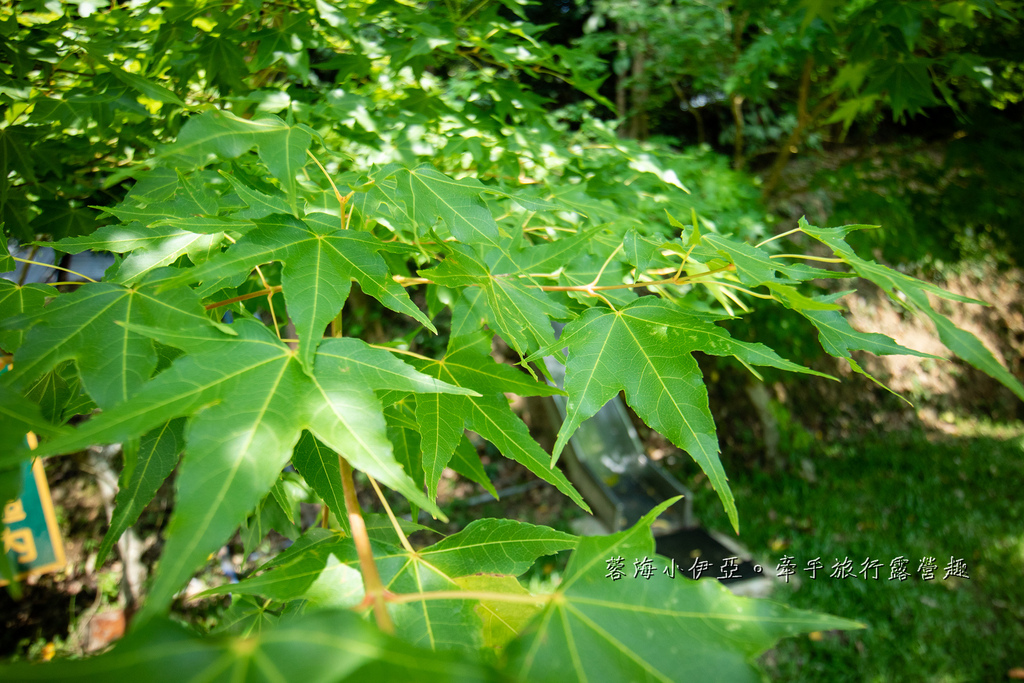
[204,286,282,311]
[16,246,40,285]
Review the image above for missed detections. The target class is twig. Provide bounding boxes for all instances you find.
[204,286,282,310]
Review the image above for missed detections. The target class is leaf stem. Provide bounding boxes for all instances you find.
[339,455,395,634]
[540,263,735,292]
[12,257,98,283]
[253,265,281,337]
[393,275,432,286]
[755,227,802,249]
[366,475,415,554]
[588,243,622,288]
[522,225,578,234]
[769,253,844,263]
[711,282,775,300]
[395,264,737,298]
[368,344,435,363]
[385,589,550,605]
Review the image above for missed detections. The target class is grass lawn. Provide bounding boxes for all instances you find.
[677,422,1024,682]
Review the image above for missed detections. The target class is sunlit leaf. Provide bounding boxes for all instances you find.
[801,218,1024,401]
[529,297,832,532]
[31,319,469,621]
[166,213,434,369]
[5,269,214,409]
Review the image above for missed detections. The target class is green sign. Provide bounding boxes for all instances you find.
[1,363,65,585]
[2,456,66,585]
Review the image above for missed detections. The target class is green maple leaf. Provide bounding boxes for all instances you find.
[506,498,863,683]
[0,279,50,353]
[422,245,569,356]
[0,235,15,272]
[454,574,538,653]
[4,269,215,410]
[46,172,244,284]
[98,171,222,227]
[385,398,425,487]
[0,610,499,682]
[370,164,509,248]
[0,383,64,464]
[622,227,668,274]
[29,200,98,239]
[693,232,854,298]
[89,52,185,107]
[800,290,941,395]
[800,218,1024,401]
[700,233,781,287]
[95,418,185,566]
[23,361,79,423]
[379,395,499,501]
[161,110,313,214]
[557,252,637,307]
[404,295,586,509]
[528,296,832,533]
[220,170,292,219]
[165,213,434,370]
[126,168,179,203]
[482,224,602,277]
[51,221,241,284]
[32,319,473,621]
[869,58,939,119]
[201,519,576,651]
[210,595,295,637]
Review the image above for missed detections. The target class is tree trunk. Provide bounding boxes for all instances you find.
[761,58,835,199]
[731,94,745,170]
[670,80,706,145]
[629,34,648,140]
[615,23,628,137]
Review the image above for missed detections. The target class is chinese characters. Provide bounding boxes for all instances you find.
[604,554,970,582]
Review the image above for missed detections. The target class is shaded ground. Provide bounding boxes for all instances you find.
[683,423,1024,682]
